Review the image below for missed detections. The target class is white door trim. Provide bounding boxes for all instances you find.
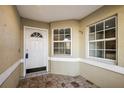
[23,26,48,77]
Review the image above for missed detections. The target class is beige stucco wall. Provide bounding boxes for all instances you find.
[50,61,80,76]
[79,5,124,87]
[21,17,49,29]
[0,5,21,87]
[80,62,124,87]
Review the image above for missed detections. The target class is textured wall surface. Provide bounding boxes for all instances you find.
[0,5,21,87]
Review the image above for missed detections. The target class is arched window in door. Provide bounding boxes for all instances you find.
[31,32,43,38]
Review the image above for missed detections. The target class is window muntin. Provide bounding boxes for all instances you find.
[53,28,71,55]
[89,16,117,61]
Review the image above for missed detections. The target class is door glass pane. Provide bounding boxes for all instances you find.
[105,17,115,29]
[89,25,95,33]
[89,50,95,57]
[105,50,116,60]
[31,32,43,38]
[96,22,104,31]
[97,41,104,49]
[89,42,96,49]
[105,28,115,38]
[89,33,95,40]
[105,40,116,49]
[96,50,104,58]
[96,31,104,39]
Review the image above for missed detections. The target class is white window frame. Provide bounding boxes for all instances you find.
[87,15,117,64]
[52,27,72,56]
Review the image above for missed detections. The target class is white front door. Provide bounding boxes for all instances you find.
[24,27,48,73]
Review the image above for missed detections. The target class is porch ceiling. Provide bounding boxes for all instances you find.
[16,5,103,22]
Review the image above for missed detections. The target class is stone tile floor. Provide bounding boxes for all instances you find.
[18,73,98,88]
[25,71,48,78]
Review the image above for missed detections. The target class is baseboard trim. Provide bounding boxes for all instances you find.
[0,59,22,86]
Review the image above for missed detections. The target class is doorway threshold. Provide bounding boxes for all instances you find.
[26,70,48,78]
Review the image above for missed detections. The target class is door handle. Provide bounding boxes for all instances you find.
[25,53,28,59]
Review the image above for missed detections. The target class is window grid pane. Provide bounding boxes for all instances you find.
[96,31,104,40]
[96,22,104,31]
[105,50,116,60]
[105,40,116,49]
[89,25,95,33]
[96,50,104,58]
[105,17,115,29]
[89,16,116,61]
[89,50,96,57]
[97,41,104,49]
[105,28,115,38]
[53,28,71,55]
[89,33,95,40]
[89,42,96,49]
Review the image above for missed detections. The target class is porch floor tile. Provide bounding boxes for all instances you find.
[18,74,98,88]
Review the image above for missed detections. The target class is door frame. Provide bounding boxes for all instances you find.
[23,26,49,77]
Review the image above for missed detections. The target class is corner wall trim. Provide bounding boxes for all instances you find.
[0,59,22,86]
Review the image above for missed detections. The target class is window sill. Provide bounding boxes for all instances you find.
[79,58,124,75]
[86,57,116,65]
[49,57,80,62]
[51,54,73,58]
